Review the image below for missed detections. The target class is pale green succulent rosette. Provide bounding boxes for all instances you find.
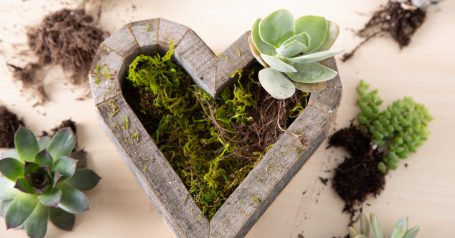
[0,127,101,238]
[349,213,420,238]
[249,9,344,99]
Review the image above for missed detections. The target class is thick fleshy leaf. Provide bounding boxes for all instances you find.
[317,20,340,51]
[47,128,76,160]
[0,158,23,181]
[50,207,75,231]
[38,188,62,206]
[360,214,370,236]
[277,39,307,58]
[5,193,38,229]
[53,157,77,180]
[37,136,50,150]
[370,214,384,238]
[293,81,327,92]
[0,176,16,200]
[1,199,13,217]
[403,226,420,238]
[260,54,297,73]
[66,169,101,191]
[15,127,40,162]
[58,183,89,214]
[15,178,35,194]
[259,9,294,47]
[288,48,344,64]
[25,204,49,238]
[1,149,19,160]
[390,217,408,238]
[251,18,276,55]
[294,15,328,52]
[34,149,53,167]
[71,150,88,169]
[24,161,40,175]
[258,68,296,99]
[280,32,310,48]
[286,63,337,83]
[52,172,62,188]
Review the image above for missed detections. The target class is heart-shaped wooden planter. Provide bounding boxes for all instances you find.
[89,19,342,238]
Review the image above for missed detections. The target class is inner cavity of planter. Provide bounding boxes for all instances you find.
[120,44,310,219]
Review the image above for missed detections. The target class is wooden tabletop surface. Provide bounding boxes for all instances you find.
[0,0,454,237]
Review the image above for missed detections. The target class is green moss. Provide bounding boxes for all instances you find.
[124,44,309,219]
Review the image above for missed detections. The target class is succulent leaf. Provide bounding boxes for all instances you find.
[288,48,344,64]
[71,150,88,169]
[294,15,328,52]
[259,9,295,47]
[5,193,38,229]
[14,127,40,162]
[251,18,276,56]
[0,158,24,181]
[58,183,89,214]
[34,150,53,167]
[370,213,384,238]
[49,207,75,231]
[37,137,51,151]
[53,157,77,181]
[391,217,408,238]
[293,81,327,92]
[0,199,13,217]
[38,188,62,207]
[260,54,297,73]
[258,68,296,99]
[47,128,76,160]
[14,178,35,194]
[24,204,49,238]
[317,20,340,51]
[66,169,101,191]
[403,226,420,238]
[0,176,16,200]
[360,213,370,236]
[277,38,308,58]
[286,63,337,83]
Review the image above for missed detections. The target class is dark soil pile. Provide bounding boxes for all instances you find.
[329,125,385,225]
[0,106,25,148]
[342,0,427,62]
[9,8,106,103]
[123,55,309,218]
[42,119,77,137]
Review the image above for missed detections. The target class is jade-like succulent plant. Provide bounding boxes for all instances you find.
[248,9,343,99]
[349,213,420,238]
[0,127,100,238]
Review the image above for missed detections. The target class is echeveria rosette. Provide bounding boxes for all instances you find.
[349,213,420,238]
[248,9,344,99]
[0,127,100,238]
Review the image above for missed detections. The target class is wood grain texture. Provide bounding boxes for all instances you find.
[89,18,342,238]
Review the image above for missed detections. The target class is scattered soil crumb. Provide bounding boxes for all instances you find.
[342,0,427,62]
[319,177,329,186]
[7,63,47,103]
[302,190,307,195]
[0,106,25,148]
[328,125,385,225]
[405,163,409,168]
[298,234,304,238]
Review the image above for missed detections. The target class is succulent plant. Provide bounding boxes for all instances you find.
[0,127,100,238]
[349,213,420,238]
[248,9,343,99]
[356,80,432,173]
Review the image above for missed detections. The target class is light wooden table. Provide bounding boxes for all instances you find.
[0,0,454,237]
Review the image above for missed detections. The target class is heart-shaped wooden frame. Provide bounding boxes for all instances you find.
[89,18,342,238]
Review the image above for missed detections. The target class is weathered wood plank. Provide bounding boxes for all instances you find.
[129,19,160,54]
[96,95,209,238]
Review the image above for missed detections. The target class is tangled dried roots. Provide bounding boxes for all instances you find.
[27,9,106,84]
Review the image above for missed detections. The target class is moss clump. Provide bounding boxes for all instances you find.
[124,44,309,219]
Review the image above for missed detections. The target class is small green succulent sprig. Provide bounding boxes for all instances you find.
[356,80,432,172]
[0,127,100,238]
[248,9,344,99]
[349,213,419,238]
